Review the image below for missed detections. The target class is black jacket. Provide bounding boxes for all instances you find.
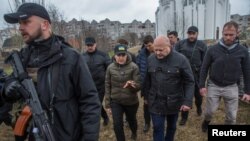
[83,50,111,94]
[17,35,101,141]
[175,39,207,71]
[144,51,194,115]
[199,41,250,94]
[0,69,12,126]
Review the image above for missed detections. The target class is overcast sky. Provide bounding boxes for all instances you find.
[0,0,250,29]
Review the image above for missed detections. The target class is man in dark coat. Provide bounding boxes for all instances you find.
[175,26,207,126]
[200,21,250,132]
[83,37,111,126]
[136,35,154,133]
[144,35,194,141]
[1,3,101,141]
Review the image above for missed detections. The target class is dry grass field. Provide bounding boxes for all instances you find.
[1,95,249,141]
[0,46,250,141]
[98,96,250,141]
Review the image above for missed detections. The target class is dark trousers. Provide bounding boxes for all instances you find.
[181,83,202,119]
[151,113,179,141]
[111,102,139,141]
[0,103,12,126]
[144,103,151,125]
[15,136,27,141]
[99,92,109,120]
[101,106,108,120]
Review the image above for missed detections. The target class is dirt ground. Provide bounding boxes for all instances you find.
[0,95,249,141]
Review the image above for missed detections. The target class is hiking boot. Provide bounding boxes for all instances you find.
[179,119,187,126]
[131,133,137,141]
[197,107,202,116]
[201,120,210,132]
[103,118,109,126]
[143,124,150,133]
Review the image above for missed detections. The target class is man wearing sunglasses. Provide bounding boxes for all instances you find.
[83,37,111,126]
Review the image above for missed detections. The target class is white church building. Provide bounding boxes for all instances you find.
[155,0,231,40]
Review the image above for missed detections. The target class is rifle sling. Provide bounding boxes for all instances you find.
[48,58,61,125]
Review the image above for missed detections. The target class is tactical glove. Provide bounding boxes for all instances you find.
[3,78,21,102]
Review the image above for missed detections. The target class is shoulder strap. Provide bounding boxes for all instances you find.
[190,41,198,63]
[47,41,63,124]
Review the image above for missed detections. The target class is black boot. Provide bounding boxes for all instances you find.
[179,119,187,126]
[179,111,188,126]
[103,118,109,126]
[197,107,202,116]
[201,120,210,132]
[131,133,137,141]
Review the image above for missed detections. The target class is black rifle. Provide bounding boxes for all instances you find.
[5,51,56,141]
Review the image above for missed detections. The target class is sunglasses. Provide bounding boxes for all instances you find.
[86,44,94,47]
[116,53,126,57]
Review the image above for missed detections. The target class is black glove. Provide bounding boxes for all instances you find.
[3,78,21,102]
[0,103,12,126]
[3,114,12,126]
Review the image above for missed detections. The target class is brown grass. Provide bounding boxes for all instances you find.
[128,46,141,56]
[1,96,249,141]
[98,95,250,141]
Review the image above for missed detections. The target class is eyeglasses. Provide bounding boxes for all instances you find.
[86,44,94,47]
[116,53,126,57]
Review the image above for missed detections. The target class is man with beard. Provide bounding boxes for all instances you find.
[200,21,250,132]
[175,26,207,126]
[1,3,101,141]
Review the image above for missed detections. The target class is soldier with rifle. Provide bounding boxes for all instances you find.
[0,3,101,141]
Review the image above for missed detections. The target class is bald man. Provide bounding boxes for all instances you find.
[143,35,194,141]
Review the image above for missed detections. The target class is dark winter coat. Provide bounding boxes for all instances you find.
[175,39,207,72]
[144,51,194,115]
[0,69,12,126]
[105,54,140,108]
[136,47,151,89]
[199,40,250,94]
[83,50,111,95]
[11,35,101,141]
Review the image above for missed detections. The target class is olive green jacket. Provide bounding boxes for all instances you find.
[105,55,140,108]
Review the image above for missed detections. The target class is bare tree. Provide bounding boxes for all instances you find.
[120,32,139,47]
[47,4,66,36]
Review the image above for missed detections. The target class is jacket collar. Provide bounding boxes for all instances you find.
[219,38,238,50]
[26,35,64,68]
